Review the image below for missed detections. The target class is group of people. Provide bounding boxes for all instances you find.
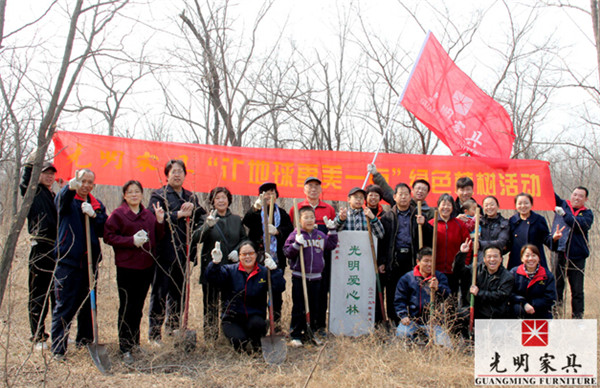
[367,164,593,345]
[20,157,593,363]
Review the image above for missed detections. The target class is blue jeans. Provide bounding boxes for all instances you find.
[396,321,452,348]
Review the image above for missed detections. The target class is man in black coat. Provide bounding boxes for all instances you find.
[147,159,205,343]
[377,183,428,325]
[453,241,514,319]
[20,161,58,348]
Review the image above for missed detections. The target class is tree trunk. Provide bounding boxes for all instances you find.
[591,0,600,86]
[0,0,84,311]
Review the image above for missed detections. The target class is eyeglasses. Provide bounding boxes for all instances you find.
[239,252,256,258]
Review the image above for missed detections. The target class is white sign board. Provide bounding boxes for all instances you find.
[474,319,597,386]
[329,231,377,336]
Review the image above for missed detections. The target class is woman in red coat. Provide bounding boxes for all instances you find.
[104,180,164,363]
[426,193,470,295]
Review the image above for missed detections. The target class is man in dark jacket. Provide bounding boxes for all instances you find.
[394,247,452,347]
[147,159,205,343]
[377,183,428,324]
[51,169,107,360]
[20,161,58,348]
[453,242,514,319]
[553,187,594,318]
[242,182,293,329]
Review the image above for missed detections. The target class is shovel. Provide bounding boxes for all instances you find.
[175,217,197,352]
[292,199,322,346]
[366,217,393,332]
[84,214,112,375]
[261,197,287,364]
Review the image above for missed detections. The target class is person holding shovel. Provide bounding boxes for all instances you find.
[453,240,514,320]
[147,159,205,345]
[284,206,338,347]
[104,180,165,364]
[194,186,247,342]
[288,177,336,335]
[206,240,284,353]
[51,169,107,361]
[242,182,293,332]
[378,183,428,325]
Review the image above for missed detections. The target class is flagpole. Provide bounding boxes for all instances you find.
[361,31,432,190]
[361,98,401,189]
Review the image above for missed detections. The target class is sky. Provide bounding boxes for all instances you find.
[3,0,597,153]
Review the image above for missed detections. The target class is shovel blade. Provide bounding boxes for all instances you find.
[87,343,112,375]
[261,335,287,365]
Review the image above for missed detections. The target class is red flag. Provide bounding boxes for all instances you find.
[401,32,515,159]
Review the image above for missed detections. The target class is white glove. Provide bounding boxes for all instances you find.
[323,216,336,230]
[228,250,239,263]
[68,173,83,190]
[267,224,278,235]
[133,230,149,247]
[205,210,217,227]
[81,202,95,217]
[253,194,263,211]
[367,163,377,175]
[264,253,277,270]
[211,241,222,264]
[555,206,566,217]
[295,233,306,247]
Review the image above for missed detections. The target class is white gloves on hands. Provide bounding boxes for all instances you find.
[264,253,277,270]
[81,202,95,217]
[228,250,239,263]
[205,210,217,227]
[323,216,336,230]
[555,206,566,217]
[253,193,263,211]
[267,224,278,235]
[69,176,82,190]
[367,163,377,175]
[211,241,222,264]
[133,230,149,247]
[295,233,306,247]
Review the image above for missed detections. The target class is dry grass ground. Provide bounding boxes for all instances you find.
[1,231,599,387]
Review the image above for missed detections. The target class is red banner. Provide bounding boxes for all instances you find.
[52,131,555,210]
[401,32,515,159]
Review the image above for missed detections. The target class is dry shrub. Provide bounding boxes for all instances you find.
[1,232,599,388]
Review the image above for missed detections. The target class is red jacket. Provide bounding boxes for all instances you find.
[104,202,165,269]
[428,217,470,274]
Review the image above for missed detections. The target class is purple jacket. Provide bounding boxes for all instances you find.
[104,202,165,269]
[283,228,338,280]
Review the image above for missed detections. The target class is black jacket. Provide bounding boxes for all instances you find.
[148,185,205,265]
[194,209,247,283]
[479,214,510,257]
[20,163,57,242]
[453,251,514,319]
[378,204,431,274]
[242,204,293,270]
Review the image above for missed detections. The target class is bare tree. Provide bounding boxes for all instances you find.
[287,3,361,152]
[0,0,130,310]
[65,43,155,137]
[171,0,297,149]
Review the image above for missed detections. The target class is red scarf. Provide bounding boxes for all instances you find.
[566,200,587,217]
[75,192,101,210]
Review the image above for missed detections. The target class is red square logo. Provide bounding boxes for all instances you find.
[521,320,548,347]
